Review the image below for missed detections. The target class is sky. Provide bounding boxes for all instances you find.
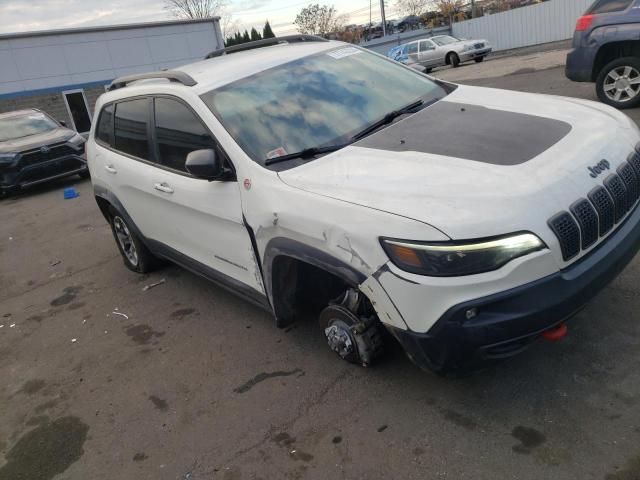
[0,0,400,38]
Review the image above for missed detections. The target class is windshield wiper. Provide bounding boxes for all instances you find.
[351,99,424,141]
[264,143,348,166]
[264,99,428,166]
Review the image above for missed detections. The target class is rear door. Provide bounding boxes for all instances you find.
[107,97,169,243]
[147,95,263,292]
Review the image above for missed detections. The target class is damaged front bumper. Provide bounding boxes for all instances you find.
[373,203,640,373]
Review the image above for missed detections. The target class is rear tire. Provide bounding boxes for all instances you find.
[474,56,484,63]
[424,67,433,74]
[108,208,161,273]
[596,57,640,109]
[448,52,460,68]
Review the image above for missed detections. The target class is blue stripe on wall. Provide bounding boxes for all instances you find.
[0,79,114,100]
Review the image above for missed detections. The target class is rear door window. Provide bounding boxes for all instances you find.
[114,98,150,160]
[588,0,633,14]
[153,97,216,172]
[95,104,114,147]
[419,40,434,52]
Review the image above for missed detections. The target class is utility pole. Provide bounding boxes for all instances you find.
[471,0,476,18]
[380,0,387,36]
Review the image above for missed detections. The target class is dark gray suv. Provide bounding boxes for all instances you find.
[566,0,640,109]
[0,108,88,197]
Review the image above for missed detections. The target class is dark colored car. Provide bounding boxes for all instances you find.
[566,0,640,109]
[0,108,88,197]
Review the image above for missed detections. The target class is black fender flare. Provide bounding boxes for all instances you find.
[262,237,367,327]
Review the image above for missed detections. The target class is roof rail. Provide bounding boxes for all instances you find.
[205,34,328,59]
[107,70,197,91]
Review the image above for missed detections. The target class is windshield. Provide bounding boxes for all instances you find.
[432,36,460,46]
[0,112,59,142]
[201,46,448,165]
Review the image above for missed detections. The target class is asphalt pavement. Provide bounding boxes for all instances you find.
[1,47,640,480]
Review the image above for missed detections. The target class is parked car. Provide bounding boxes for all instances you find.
[566,0,640,109]
[0,109,88,197]
[388,35,492,72]
[88,35,640,374]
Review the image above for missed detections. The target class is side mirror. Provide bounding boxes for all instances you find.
[59,120,67,127]
[185,149,223,180]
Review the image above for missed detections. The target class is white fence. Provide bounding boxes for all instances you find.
[452,0,593,52]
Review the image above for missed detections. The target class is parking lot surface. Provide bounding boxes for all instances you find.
[2,50,640,480]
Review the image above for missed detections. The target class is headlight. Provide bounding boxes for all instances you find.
[381,233,546,277]
[463,44,474,52]
[0,152,19,165]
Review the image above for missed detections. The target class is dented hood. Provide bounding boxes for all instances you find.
[278,85,640,244]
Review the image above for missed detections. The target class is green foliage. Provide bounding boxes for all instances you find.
[250,27,262,41]
[294,4,344,36]
[263,20,275,38]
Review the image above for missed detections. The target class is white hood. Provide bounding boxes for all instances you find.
[278,85,640,264]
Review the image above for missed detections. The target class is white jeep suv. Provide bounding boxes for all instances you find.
[87,35,640,374]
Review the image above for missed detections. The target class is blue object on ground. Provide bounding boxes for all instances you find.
[63,187,79,199]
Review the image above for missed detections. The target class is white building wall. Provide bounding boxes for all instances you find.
[0,19,223,97]
[452,0,594,52]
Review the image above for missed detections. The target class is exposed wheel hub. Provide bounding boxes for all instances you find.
[324,321,355,360]
[319,290,384,367]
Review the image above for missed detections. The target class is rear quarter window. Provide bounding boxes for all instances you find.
[588,0,633,14]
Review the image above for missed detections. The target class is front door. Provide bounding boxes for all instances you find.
[146,96,264,293]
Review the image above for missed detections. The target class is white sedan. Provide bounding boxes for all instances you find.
[388,35,492,72]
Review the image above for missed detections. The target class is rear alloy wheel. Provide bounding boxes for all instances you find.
[448,52,460,68]
[596,57,640,109]
[109,210,160,273]
[474,56,484,63]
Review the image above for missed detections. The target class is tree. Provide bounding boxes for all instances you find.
[250,27,262,41]
[431,0,464,25]
[165,0,226,18]
[263,20,275,38]
[395,0,429,17]
[294,4,346,36]
[242,30,251,42]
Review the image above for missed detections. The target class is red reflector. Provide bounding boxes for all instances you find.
[542,324,567,342]
[575,14,594,31]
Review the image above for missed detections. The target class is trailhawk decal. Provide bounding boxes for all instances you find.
[355,101,572,166]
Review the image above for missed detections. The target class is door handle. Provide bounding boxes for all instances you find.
[104,165,117,174]
[153,182,174,194]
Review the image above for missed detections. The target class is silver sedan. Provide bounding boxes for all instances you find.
[388,35,492,72]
